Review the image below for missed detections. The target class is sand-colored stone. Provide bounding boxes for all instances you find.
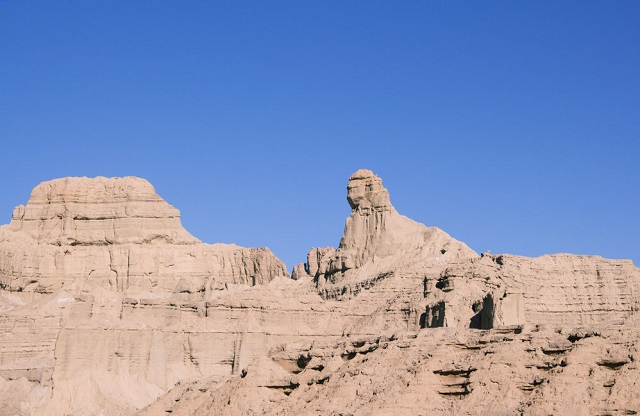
[140,326,640,416]
[0,171,638,415]
[295,169,478,300]
[0,177,285,294]
[7,176,197,246]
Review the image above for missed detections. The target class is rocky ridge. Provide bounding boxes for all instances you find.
[0,171,638,415]
[0,177,285,294]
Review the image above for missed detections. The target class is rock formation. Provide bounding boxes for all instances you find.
[293,169,477,299]
[423,252,640,330]
[0,177,285,293]
[7,176,197,246]
[0,171,638,416]
[0,176,287,416]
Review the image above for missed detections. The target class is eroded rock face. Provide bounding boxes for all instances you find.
[0,176,290,416]
[140,327,640,416]
[337,169,477,273]
[7,177,198,246]
[0,171,639,416]
[0,177,286,293]
[295,169,477,298]
[422,252,640,330]
[346,168,391,210]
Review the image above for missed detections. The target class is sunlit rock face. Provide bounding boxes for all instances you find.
[0,176,290,416]
[296,169,477,295]
[7,176,198,246]
[0,176,286,293]
[0,172,639,416]
[345,168,391,211]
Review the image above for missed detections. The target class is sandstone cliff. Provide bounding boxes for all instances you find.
[0,171,638,416]
[0,177,285,293]
[0,176,287,416]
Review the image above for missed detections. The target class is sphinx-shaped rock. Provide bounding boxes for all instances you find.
[297,169,477,290]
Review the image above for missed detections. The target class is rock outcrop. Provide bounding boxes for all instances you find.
[294,169,477,299]
[0,176,288,416]
[0,171,638,416]
[0,177,286,293]
[421,252,640,331]
[7,176,198,246]
[140,326,640,416]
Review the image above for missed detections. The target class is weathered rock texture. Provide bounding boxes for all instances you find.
[0,171,638,416]
[138,325,640,416]
[0,177,287,416]
[294,169,477,300]
[0,177,285,293]
[423,252,640,330]
[8,176,197,246]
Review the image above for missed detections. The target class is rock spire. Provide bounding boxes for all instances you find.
[294,169,477,285]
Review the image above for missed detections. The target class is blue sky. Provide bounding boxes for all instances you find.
[1,1,639,269]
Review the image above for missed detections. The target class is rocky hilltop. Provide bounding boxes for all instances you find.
[0,177,285,293]
[292,169,476,297]
[0,171,638,415]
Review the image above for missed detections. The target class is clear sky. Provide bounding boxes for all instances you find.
[1,1,639,269]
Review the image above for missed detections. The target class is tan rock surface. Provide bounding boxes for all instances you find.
[140,326,640,416]
[0,171,638,415]
[7,176,197,246]
[0,176,287,415]
[297,169,477,300]
[0,177,285,293]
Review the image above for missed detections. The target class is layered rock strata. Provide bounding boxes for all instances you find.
[293,169,477,299]
[140,325,640,416]
[0,171,638,416]
[0,177,285,293]
[421,252,640,330]
[0,177,287,415]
